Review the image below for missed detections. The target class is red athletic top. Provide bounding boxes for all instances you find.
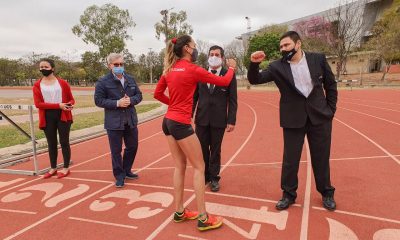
[33,78,75,129]
[154,59,234,124]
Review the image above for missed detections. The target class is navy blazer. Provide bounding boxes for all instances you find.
[94,72,142,130]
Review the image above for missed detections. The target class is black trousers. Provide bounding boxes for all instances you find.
[107,125,138,180]
[195,125,225,182]
[281,119,335,200]
[43,110,71,169]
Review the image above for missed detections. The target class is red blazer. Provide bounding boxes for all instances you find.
[33,78,75,129]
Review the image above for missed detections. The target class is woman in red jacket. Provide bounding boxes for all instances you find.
[33,58,75,179]
[154,35,236,231]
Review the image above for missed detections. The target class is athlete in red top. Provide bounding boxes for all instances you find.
[154,35,237,231]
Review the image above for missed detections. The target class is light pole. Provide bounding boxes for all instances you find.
[148,48,153,84]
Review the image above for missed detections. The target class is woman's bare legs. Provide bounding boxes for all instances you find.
[166,136,187,213]
[176,134,206,216]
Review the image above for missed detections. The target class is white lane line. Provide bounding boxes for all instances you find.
[339,107,400,126]
[312,206,400,224]
[3,184,114,240]
[0,208,37,215]
[135,153,171,174]
[340,101,400,113]
[0,130,163,194]
[340,97,400,106]
[335,118,400,165]
[178,234,208,240]
[145,101,258,240]
[300,140,312,240]
[69,217,138,229]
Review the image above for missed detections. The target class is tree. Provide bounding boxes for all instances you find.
[245,32,281,69]
[366,0,400,82]
[327,0,366,79]
[224,40,246,76]
[81,51,107,83]
[72,3,135,63]
[154,9,193,46]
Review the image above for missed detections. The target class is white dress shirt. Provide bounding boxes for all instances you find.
[207,66,222,88]
[289,52,313,97]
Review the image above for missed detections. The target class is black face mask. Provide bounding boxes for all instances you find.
[40,69,53,77]
[191,48,198,62]
[281,47,297,61]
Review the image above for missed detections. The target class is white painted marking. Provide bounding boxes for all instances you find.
[45,184,90,207]
[339,107,400,126]
[205,202,288,230]
[300,140,312,240]
[340,101,400,113]
[326,218,359,240]
[335,118,400,165]
[135,153,171,173]
[1,182,63,203]
[146,101,258,240]
[0,179,25,189]
[340,97,400,106]
[373,229,400,240]
[313,207,400,224]
[69,217,138,229]
[3,184,114,240]
[0,208,37,215]
[223,219,261,240]
[178,234,208,240]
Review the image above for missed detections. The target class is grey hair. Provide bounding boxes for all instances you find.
[107,53,124,64]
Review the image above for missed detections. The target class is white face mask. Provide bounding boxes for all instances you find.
[208,56,223,68]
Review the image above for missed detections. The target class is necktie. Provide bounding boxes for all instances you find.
[209,70,217,93]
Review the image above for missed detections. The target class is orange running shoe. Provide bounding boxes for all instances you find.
[173,208,199,223]
[197,214,223,231]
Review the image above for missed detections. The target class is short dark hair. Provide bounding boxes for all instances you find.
[280,31,301,43]
[39,58,55,68]
[208,45,224,57]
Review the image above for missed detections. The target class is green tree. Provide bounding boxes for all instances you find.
[367,0,400,82]
[155,9,193,46]
[72,3,135,63]
[81,51,107,84]
[245,32,281,69]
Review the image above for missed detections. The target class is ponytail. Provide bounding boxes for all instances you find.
[162,35,193,76]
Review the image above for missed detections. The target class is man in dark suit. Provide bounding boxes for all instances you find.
[95,53,142,188]
[247,31,337,211]
[193,45,238,192]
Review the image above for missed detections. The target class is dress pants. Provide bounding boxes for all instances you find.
[281,119,335,200]
[107,125,138,180]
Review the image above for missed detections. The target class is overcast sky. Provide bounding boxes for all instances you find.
[0,0,337,61]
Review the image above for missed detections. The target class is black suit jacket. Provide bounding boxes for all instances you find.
[193,68,238,128]
[247,52,337,128]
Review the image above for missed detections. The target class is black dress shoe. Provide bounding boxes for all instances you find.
[322,196,336,211]
[210,180,220,192]
[275,197,295,210]
[125,172,139,179]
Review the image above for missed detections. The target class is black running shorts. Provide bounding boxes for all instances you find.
[162,118,194,140]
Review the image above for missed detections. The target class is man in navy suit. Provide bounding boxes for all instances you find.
[95,53,142,188]
[247,31,337,211]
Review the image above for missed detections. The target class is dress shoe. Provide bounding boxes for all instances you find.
[210,180,220,192]
[322,196,336,211]
[115,178,124,188]
[57,170,70,179]
[275,197,295,210]
[125,172,139,179]
[43,170,57,179]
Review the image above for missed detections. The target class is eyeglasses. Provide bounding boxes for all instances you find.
[113,63,124,67]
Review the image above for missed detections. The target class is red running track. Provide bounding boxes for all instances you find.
[0,88,399,240]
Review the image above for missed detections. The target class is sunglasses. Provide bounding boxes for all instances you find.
[113,63,124,67]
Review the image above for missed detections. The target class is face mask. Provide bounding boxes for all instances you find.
[208,56,222,68]
[281,47,297,61]
[40,69,53,77]
[113,66,124,75]
[190,48,198,62]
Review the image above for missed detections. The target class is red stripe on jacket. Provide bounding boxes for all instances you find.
[32,78,75,129]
